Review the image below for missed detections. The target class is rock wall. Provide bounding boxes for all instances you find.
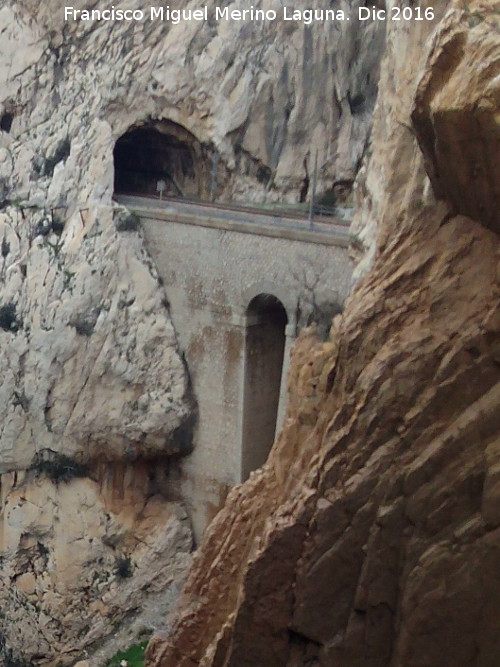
[0,1,385,663]
[0,198,195,664]
[1,0,383,208]
[1,2,197,660]
[146,3,500,666]
[0,468,193,666]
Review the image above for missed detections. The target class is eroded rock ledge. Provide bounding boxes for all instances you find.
[146,4,500,666]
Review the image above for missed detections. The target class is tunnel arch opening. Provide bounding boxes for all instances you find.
[113,120,211,200]
[241,294,288,481]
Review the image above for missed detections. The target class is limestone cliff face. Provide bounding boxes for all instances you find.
[1,0,383,207]
[0,1,384,663]
[146,3,500,666]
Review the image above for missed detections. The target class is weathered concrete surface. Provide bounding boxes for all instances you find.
[145,3,500,666]
[131,198,353,540]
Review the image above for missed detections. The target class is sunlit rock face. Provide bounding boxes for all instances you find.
[145,3,500,666]
[0,0,386,662]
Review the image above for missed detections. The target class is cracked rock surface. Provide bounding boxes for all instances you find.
[0,0,384,666]
[0,0,386,663]
[146,3,500,666]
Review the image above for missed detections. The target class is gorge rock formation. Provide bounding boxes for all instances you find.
[146,3,500,666]
[0,0,384,663]
[2,0,383,207]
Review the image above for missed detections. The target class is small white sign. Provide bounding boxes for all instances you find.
[156,179,166,199]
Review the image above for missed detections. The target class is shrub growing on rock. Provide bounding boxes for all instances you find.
[0,303,19,332]
[30,452,87,483]
[114,556,133,579]
[69,307,101,336]
[115,211,140,232]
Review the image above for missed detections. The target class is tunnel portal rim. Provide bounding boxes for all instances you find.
[112,118,207,200]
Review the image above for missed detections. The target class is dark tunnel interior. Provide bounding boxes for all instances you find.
[113,122,206,199]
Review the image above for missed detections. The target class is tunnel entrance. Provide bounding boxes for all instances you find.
[241,294,288,481]
[113,120,209,199]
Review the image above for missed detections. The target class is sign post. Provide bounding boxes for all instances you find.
[308,150,318,229]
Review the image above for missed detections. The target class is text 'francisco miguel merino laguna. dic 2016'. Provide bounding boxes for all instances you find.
[63,5,436,24]
[63,6,348,23]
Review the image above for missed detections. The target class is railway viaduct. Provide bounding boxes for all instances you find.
[119,195,353,539]
[114,121,353,539]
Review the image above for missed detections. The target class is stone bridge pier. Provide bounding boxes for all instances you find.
[123,197,353,540]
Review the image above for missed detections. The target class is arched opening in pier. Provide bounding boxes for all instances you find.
[241,294,288,480]
[113,120,210,199]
